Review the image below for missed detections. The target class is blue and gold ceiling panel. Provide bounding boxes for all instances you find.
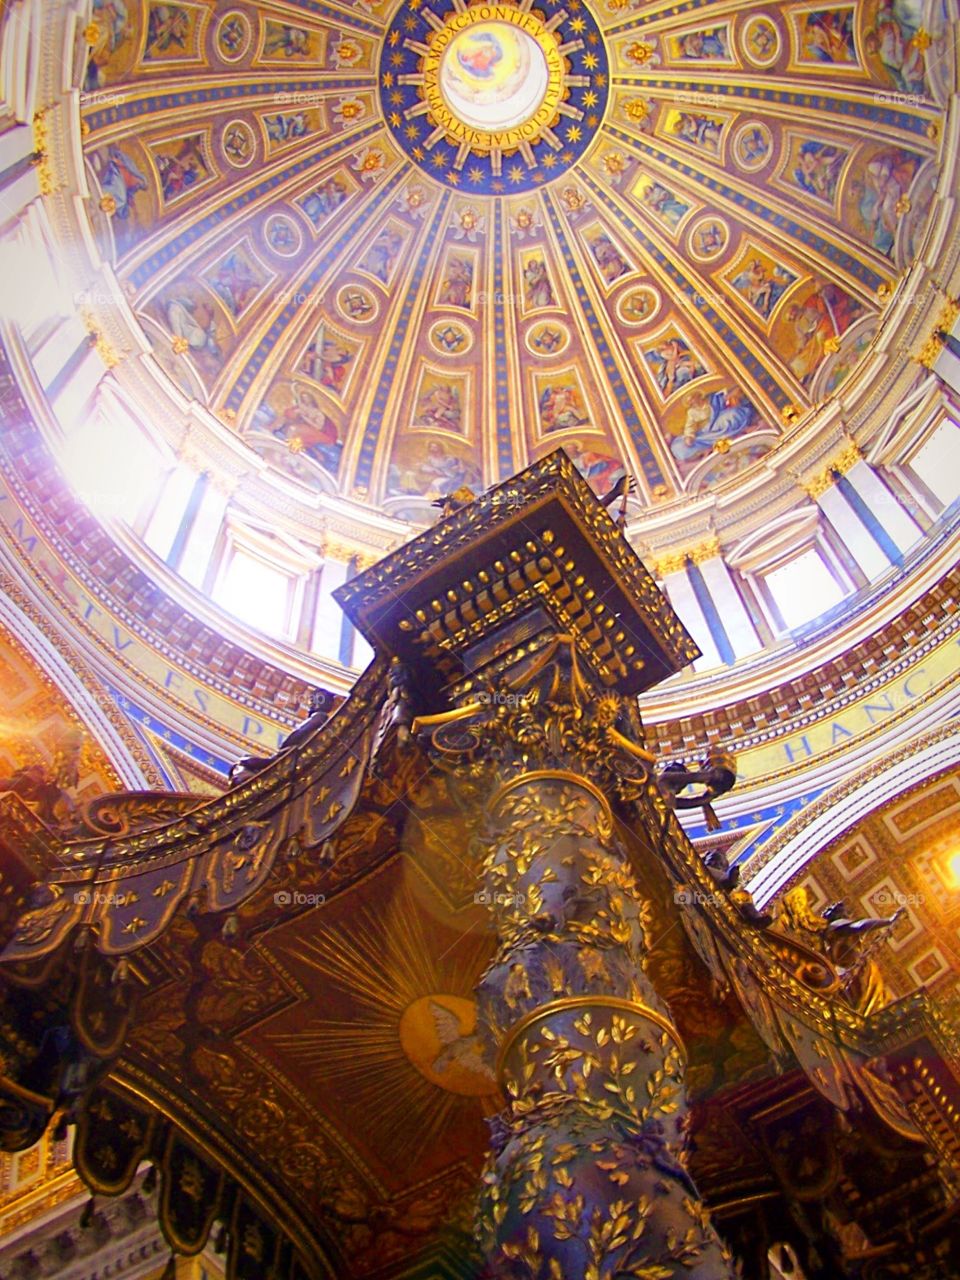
[632,321,714,406]
[198,238,277,329]
[515,237,566,316]
[528,363,594,440]
[254,17,327,66]
[661,21,739,67]
[85,0,141,88]
[139,0,211,67]
[292,164,365,235]
[247,377,347,485]
[784,3,863,75]
[355,212,421,289]
[292,315,367,406]
[257,104,327,157]
[772,130,853,215]
[433,242,481,313]
[578,217,641,291]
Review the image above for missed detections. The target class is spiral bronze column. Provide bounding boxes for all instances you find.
[473,769,737,1280]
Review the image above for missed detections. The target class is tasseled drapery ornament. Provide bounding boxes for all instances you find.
[142,1163,158,1194]
[79,1197,95,1229]
[160,1252,177,1280]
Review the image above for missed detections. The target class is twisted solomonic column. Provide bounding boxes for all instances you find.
[412,640,737,1277]
[473,770,737,1280]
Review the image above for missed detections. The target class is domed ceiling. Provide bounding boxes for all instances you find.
[79,0,951,518]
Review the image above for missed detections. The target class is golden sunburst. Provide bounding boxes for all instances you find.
[265,864,498,1165]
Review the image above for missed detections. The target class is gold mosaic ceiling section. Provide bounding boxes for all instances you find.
[80,0,949,517]
[787,765,960,1011]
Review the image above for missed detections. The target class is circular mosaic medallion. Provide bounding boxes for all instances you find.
[429,319,474,354]
[216,11,251,62]
[525,319,570,356]
[337,283,379,324]
[687,216,730,261]
[741,15,781,68]
[442,22,550,131]
[399,995,495,1096]
[616,285,661,326]
[732,122,773,172]
[221,119,256,168]
[263,213,303,258]
[380,1,609,195]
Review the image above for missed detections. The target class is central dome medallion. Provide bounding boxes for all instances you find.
[440,18,550,132]
[380,0,609,194]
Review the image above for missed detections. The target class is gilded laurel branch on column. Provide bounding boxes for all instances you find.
[459,746,738,1269]
[473,793,654,969]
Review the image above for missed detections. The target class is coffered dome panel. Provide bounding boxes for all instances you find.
[75,0,953,520]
